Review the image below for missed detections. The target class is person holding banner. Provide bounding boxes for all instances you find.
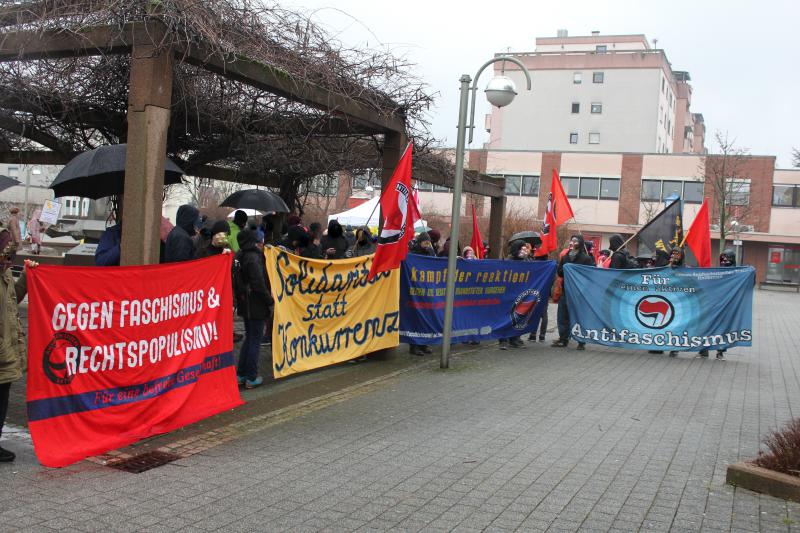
[234,229,271,388]
[500,240,530,350]
[0,226,37,462]
[552,235,594,350]
[699,250,737,360]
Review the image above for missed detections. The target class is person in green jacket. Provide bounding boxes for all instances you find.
[0,223,37,462]
[227,210,248,253]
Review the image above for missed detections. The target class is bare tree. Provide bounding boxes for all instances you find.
[793,148,800,168]
[701,131,753,256]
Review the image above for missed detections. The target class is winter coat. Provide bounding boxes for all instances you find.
[608,234,634,270]
[320,220,349,259]
[164,205,200,263]
[350,227,376,257]
[95,224,122,266]
[235,230,271,321]
[0,267,27,385]
[506,239,527,261]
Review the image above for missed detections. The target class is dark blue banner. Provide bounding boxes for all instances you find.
[400,255,557,345]
[563,264,755,351]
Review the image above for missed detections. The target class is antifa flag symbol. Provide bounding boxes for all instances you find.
[635,296,675,329]
[511,289,541,330]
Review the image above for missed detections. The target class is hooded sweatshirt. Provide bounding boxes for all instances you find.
[720,249,737,267]
[608,234,634,269]
[321,220,349,259]
[234,229,271,320]
[164,205,201,263]
[557,235,595,279]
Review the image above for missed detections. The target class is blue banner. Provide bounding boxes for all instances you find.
[400,255,557,345]
[563,264,755,351]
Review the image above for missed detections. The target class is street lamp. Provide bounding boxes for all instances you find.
[440,57,532,369]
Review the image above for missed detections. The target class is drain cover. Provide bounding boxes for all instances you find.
[107,451,182,473]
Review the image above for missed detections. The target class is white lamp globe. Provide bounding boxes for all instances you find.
[485,75,518,108]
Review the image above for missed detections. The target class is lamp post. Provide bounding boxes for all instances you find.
[440,57,532,369]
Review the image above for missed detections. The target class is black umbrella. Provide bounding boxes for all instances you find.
[0,174,20,193]
[50,144,184,199]
[220,189,290,214]
[509,231,541,246]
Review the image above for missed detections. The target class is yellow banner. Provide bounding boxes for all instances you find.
[264,247,400,378]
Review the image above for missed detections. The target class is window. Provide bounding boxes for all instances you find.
[561,177,579,198]
[579,177,600,199]
[773,185,798,207]
[592,72,604,83]
[521,175,540,196]
[433,184,450,192]
[573,72,582,84]
[726,178,751,206]
[352,169,381,190]
[504,175,521,195]
[641,180,662,201]
[595,45,607,53]
[571,102,580,114]
[683,181,704,204]
[32,167,42,175]
[662,180,682,202]
[600,178,620,200]
[7,166,18,177]
[414,180,433,192]
[588,132,600,144]
[661,78,665,93]
[306,174,337,196]
[591,102,602,114]
[569,133,579,144]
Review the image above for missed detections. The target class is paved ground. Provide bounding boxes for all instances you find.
[2,290,800,532]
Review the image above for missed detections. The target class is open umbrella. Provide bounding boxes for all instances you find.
[220,189,290,214]
[509,231,541,246]
[50,144,184,199]
[0,174,20,193]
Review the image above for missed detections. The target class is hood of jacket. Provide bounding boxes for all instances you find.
[508,239,526,259]
[609,234,624,252]
[237,228,258,251]
[327,219,344,239]
[176,205,201,234]
[720,249,737,266]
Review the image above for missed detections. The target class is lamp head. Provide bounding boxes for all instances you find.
[485,75,517,108]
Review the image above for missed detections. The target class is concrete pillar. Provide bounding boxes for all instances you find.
[120,39,173,265]
[488,195,506,259]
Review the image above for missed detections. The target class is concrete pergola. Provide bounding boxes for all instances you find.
[0,7,508,263]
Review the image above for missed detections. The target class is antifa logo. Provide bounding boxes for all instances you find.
[42,332,80,385]
[511,289,541,330]
[378,182,410,245]
[635,295,675,329]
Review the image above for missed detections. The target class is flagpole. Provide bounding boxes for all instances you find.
[362,143,412,229]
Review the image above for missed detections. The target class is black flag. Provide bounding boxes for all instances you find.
[637,199,683,254]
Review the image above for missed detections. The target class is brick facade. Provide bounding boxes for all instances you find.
[618,154,643,225]
[703,155,776,234]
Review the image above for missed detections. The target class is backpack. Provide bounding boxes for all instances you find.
[609,250,639,269]
[231,257,250,311]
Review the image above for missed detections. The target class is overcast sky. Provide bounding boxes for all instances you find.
[285,0,799,167]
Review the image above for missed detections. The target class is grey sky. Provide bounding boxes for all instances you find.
[286,0,799,167]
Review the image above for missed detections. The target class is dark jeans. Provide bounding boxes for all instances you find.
[557,298,570,343]
[238,319,265,381]
[538,307,548,337]
[0,382,10,440]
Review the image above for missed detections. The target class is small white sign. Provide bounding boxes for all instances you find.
[733,239,743,246]
[39,200,61,225]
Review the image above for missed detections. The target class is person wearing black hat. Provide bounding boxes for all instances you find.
[552,234,595,349]
[228,210,249,253]
[197,220,232,258]
[164,205,203,263]
[234,229,270,389]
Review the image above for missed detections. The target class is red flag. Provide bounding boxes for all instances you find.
[535,169,574,256]
[683,197,712,267]
[470,205,486,259]
[367,143,418,280]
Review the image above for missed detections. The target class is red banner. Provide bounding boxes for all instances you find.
[26,254,243,467]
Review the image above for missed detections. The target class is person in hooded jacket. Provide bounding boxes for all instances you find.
[227,210,248,253]
[306,222,324,259]
[350,226,376,257]
[608,234,636,269]
[321,220,348,259]
[197,220,232,258]
[500,239,529,350]
[552,235,595,349]
[699,249,737,360]
[0,224,37,462]
[650,248,671,267]
[164,205,202,263]
[234,229,270,388]
[529,243,550,343]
